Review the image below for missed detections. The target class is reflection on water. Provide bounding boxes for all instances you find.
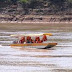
[0,23,72,72]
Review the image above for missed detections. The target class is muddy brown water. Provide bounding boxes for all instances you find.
[0,23,72,72]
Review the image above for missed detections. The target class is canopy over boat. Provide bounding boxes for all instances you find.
[10,33,52,37]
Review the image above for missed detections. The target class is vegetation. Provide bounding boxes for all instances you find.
[0,0,72,8]
[0,0,72,15]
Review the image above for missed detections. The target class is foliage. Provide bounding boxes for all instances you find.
[68,0,72,3]
[19,0,29,3]
[0,0,72,12]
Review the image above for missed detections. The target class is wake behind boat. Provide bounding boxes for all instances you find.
[10,33,57,49]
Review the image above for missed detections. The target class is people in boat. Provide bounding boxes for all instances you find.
[18,36,33,44]
[13,35,47,44]
[35,35,47,43]
[26,36,33,43]
[35,36,42,43]
[19,36,25,44]
[42,35,47,41]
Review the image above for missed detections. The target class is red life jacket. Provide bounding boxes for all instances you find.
[42,35,47,41]
[19,37,25,43]
[35,36,41,43]
[26,36,32,43]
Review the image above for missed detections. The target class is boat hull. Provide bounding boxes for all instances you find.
[10,43,57,49]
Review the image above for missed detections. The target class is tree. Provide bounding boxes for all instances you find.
[49,0,66,10]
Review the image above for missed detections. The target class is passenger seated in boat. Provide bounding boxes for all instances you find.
[26,36,32,43]
[19,36,25,44]
[35,37,42,43]
[42,35,47,41]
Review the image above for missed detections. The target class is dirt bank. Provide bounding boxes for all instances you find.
[0,14,72,23]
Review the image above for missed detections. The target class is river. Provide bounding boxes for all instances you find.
[0,23,72,72]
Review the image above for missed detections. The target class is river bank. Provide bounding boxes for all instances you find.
[0,14,72,23]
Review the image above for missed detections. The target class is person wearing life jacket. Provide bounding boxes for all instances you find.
[26,36,32,43]
[42,35,47,41]
[35,36,42,43]
[19,36,25,44]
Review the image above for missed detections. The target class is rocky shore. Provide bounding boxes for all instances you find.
[0,14,72,23]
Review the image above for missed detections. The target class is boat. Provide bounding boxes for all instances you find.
[10,43,57,49]
[10,33,57,49]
